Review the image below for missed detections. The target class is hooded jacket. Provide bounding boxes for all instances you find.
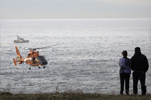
[131,50,149,72]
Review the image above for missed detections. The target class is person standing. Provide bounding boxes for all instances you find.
[131,47,149,95]
[119,50,131,95]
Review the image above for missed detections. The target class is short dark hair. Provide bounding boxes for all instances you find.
[122,50,127,57]
[135,47,141,52]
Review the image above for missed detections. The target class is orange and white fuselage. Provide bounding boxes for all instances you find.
[13,46,47,67]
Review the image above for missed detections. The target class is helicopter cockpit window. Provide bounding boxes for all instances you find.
[36,56,47,65]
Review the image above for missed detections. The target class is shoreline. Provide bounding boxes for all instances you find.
[0,92,151,100]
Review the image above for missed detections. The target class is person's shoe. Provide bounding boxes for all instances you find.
[120,92,123,95]
[126,90,129,95]
[126,93,129,95]
[141,93,146,95]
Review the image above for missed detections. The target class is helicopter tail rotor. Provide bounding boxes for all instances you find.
[13,46,23,65]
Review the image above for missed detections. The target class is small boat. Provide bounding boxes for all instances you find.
[14,35,29,43]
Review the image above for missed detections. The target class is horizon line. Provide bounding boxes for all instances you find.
[0,17,151,20]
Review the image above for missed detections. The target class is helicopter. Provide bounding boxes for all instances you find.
[13,46,48,70]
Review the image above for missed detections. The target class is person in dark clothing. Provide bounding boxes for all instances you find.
[119,50,131,95]
[131,47,149,95]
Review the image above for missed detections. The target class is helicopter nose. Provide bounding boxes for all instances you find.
[36,56,48,65]
[42,61,48,65]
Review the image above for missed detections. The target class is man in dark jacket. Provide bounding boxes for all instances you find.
[131,47,149,95]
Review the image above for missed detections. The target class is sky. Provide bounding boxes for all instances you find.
[0,0,151,19]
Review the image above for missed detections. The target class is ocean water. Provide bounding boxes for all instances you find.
[0,18,151,94]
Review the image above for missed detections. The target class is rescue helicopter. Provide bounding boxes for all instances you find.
[13,46,48,70]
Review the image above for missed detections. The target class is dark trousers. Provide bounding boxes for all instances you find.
[133,71,146,95]
[120,73,130,95]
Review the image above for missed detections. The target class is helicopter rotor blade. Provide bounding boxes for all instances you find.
[33,46,51,50]
[21,44,60,50]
